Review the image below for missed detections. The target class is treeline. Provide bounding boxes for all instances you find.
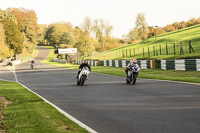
[41,17,123,56]
[127,13,200,44]
[0,8,39,59]
[1,8,200,58]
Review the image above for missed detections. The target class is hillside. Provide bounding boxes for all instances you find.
[84,24,200,60]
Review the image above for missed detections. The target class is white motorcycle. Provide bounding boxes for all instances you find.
[77,67,90,86]
[126,65,138,85]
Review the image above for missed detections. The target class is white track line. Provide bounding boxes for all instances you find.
[4,56,98,133]
[90,71,200,86]
[17,82,98,133]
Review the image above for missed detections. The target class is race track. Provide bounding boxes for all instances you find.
[11,47,200,133]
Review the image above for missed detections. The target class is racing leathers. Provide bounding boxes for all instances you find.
[125,62,140,77]
[76,63,91,78]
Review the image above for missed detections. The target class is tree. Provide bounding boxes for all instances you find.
[127,27,138,43]
[178,21,186,29]
[59,32,74,45]
[172,22,179,30]
[7,8,39,44]
[2,18,24,54]
[0,23,11,58]
[135,13,149,40]
[92,19,113,51]
[45,22,74,45]
[164,25,176,32]
[80,17,94,55]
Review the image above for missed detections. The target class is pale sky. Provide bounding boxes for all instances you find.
[1,0,200,38]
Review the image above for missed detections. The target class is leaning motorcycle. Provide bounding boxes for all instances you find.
[126,66,138,85]
[77,67,90,86]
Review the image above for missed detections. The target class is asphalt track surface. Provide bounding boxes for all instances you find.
[1,47,200,133]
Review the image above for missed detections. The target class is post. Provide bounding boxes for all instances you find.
[174,43,176,55]
[129,49,131,57]
[143,48,144,57]
[134,49,135,56]
[160,45,161,55]
[189,40,195,54]
[138,48,140,56]
[153,46,155,56]
[166,43,168,55]
[126,49,127,57]
[156,45,158,56]
[148,47,150,56]
[122,50,124,57]
[180,41,184,55]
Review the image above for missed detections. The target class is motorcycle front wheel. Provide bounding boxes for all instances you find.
[132,73,137,85]
[126,78,130,84]
[77,79,80,85]
[80,75,86,86]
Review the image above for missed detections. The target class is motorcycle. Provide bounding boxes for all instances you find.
[126,65,138,85]
[31,63,35,69]
[77,67,90,86]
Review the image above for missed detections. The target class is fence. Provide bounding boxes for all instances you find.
[161,59,200,71]
[87,40,200,60]
[76,60,155,69]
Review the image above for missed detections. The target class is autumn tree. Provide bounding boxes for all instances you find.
[92,19,113,51]
[127,28,138,44]
[164,25,176,32]
[0,9,24,54]
[135,13,149,40]
[7,8,39,53]
[0,23,10,58]
[45,22,73,45]
[59,32,74,45]
[80,17,95,55]
[2,18,24,54]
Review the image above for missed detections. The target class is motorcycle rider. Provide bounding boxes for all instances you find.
[76,60,91,79]
[31,60,35,65]
[125,59,140,77]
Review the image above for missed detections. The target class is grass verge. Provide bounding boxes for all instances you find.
[0,80,88,133]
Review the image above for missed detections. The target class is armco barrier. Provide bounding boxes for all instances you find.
[76,60,154,69]
[161,59,200,71]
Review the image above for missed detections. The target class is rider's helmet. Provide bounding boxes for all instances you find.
[132,59,137,64]
[83,60,88,64]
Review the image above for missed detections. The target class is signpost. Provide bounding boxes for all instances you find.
[58,48,77,54]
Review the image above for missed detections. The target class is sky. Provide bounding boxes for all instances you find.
[1,0,200,38]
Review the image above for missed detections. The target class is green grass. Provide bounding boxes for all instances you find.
[84,24,200,60]
[41,46,200,84]
[0,81,88,133]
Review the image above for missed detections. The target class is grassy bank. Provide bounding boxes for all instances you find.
[84,24,200,60]
[0,81,88,133]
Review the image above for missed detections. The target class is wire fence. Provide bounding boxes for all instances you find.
[87,40,200,60]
